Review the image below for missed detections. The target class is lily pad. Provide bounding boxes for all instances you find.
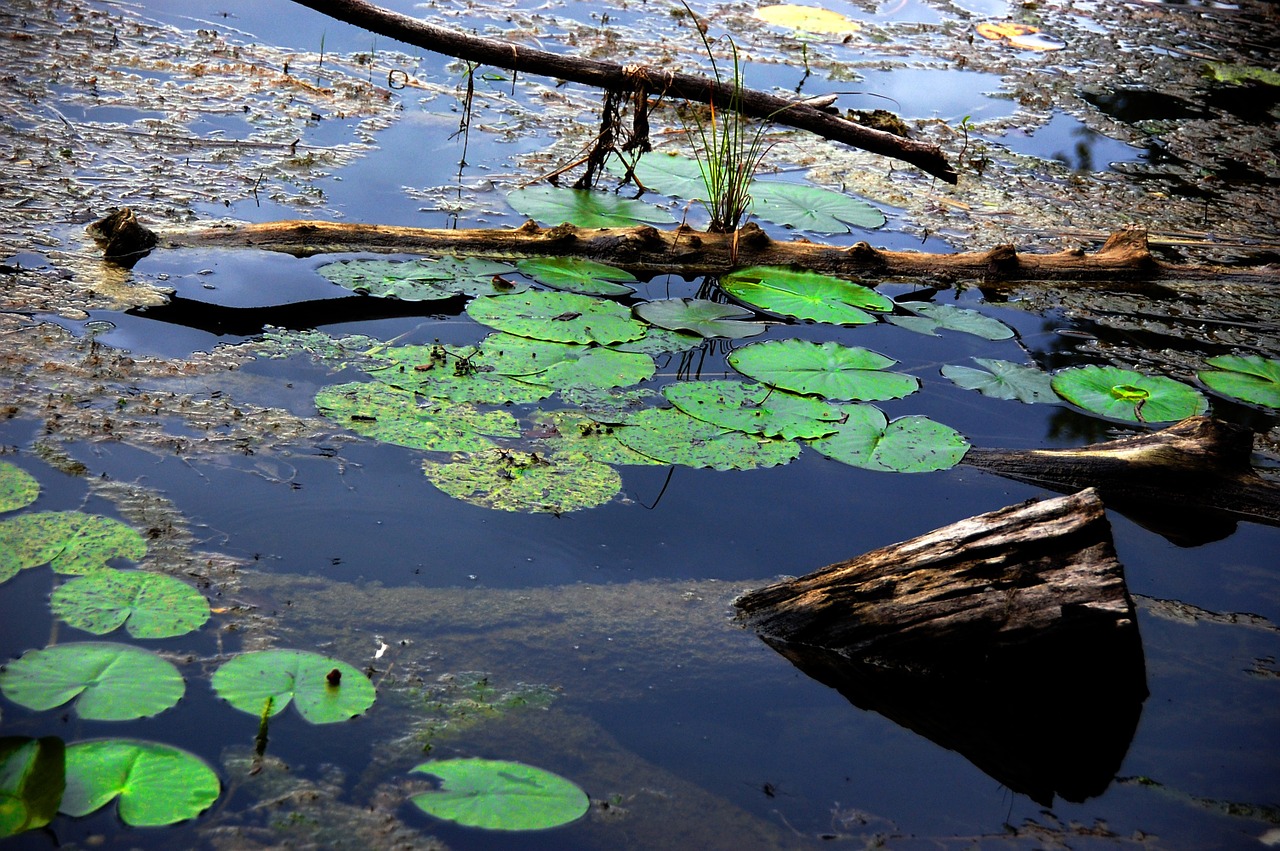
[1197,354,1280,409]
[0,737,65,838]
[753,4,861,34]
[750,182,885,233]
[807,404,970,472]
[410,758,589,831]
[458,335,655,392]
[516,257,636,296]
[664,380,845,440]
[615,152,710,199]
[316,381,521,450]
[729,339,918,401]
[61,739,219,827]
[423,448,620,514]
[888,302,1015,340]
[318,257,523,300]
[0,463,38,514]
[941,358,1059,404]
[508,185,675,228]
[365,345,555,406]
[607,327,704,355]
[50,570,210,639]
[618,407,802,470]
[0,511,146,583]
[211,649,376,724]
[530,410,662,467]
[0,642,183,721]
[1051,365,1208,423]
[633,298,766,338]
[468,291,648,345]
[720,266,891,325]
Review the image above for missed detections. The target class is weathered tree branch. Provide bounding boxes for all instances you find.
[289,0,959,183]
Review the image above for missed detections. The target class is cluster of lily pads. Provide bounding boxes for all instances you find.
[306,224,1280,515]
[0,460,591,837]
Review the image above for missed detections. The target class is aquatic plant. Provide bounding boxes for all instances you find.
[1197,354,1280,410]
[409,758,589,831]
[632,297,767,338]
[728,339,919,401]
[0,642,184,721]
[212,649,376,724]
[1051,365,1208,424]
[720,266,891,325]
[942,358,1059,404]
[807,404,971,473]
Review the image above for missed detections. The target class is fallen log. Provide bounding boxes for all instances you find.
[734,488,1147,804]
[103,210,1274,285]
[290,0,958,183]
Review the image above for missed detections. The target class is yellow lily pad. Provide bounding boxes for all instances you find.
[974,21,1064,50]
[755,5,860,34]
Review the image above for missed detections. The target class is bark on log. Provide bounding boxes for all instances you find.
[290,0,958,183]
[132,215,1274,284]
[964,416,1280,544]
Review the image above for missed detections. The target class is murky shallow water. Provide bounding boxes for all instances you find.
[1,0,1278,848]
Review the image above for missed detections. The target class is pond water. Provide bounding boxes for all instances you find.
[1,0,1278,849]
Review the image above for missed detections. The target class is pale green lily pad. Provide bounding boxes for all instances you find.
[941,358,1059,404]
[423,449,620,514]
[0,463,38,514]
[254,327,380,363]
[618,407,802,470]
[454,335,655,392]
[529,410,661,466]
[0,642,183,721]
[807,404,970,472]
[50,570,210,639]
[608,327,703,355]
[211,649,376,724]
[318,257,523,300]
[410,758,589,831]
[888,302,1015,340]
[468,291,648,345]
[508,185,675,228]
[558,385,659,417]
[0,737,64,839]
[612,152,709,199]
[720,266,891,325]
[0,512,146,583]
[516,257,636,296]
[316,381,521,450]
[1197,354,1280,409]
[364,345,555,406]
[633,298,766,338]
[750,181,886,233]
[61,739,219,827]
[729,339,919,401]
[1204,62,1280,87]
[1051,365,1208,423]
[664,380,845,440]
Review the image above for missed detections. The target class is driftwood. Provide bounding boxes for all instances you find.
[290,0,957,183]
[103,209,1274,285]
[734,488,1147,804]
[965,416,1280,544]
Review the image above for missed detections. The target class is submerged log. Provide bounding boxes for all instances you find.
[734,488,1147,804]
[129,215,1271,285]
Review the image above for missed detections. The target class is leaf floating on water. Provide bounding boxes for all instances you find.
[409,758,589,831]
[1051,365,1208,423]
[318,257,523,300]
[316,381,521,450]
[61,739,219,827]
[212,649,375,724]
[468,291,649,345]
[1197,354,1280,410]
[530,410,662,467]
[0,462,39,514]
[611,152,709,199]
[0,643,183,721]
[664,380,845,440]
[754,4,861,34]
[633,298,766,339]
[618,407,802,471]
[0,737,64,839]
[1203,62,1280,87]
[888,302,1015,340]
[941,358,1058,404]
[750,182,885,233]
[423,448,621,514]
[807,404,970,472]
[50,569,211,639]
[974,21,1064,50]
[721,266,891,326]
[0,511,146,584]
[516,257,637,296]
[729,339,919,401]
[508,185,675,228]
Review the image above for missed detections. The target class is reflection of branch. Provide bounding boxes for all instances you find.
[127,294,464,337]
[289,0,958,182]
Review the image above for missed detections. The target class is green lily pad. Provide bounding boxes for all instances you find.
[557,385,659,418]
[728,339,919,401]
[530,410,662,467]
[316,381,521,451]
[618,407,802,470]
[0,511,146,583]
[364,345,555,406]
[888,302,1015,340]
[664,380,845,440]
[423,449,620,514]
[318,257,523,300]
[50,570,210,639]
[410,758,589,831]
[607,327,704,355]
[0,463,38,514]
[941,358,1059,404]
[0,642,183,721]
[720,266,891,325]
[633,298,766,338]
[468,291,648,345]
[61,739,219,827]
[749,181,886,233]
[211,649,376,724]
[516,257,636,296]
[1051,365,1209,423]
[612,152,709,199]
[1197,354,1280,409]
[453,334,655,392]
[0,737,65,839]
[807,404,970,472]
[508,185,675,228]
[1203,62,1280,87]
